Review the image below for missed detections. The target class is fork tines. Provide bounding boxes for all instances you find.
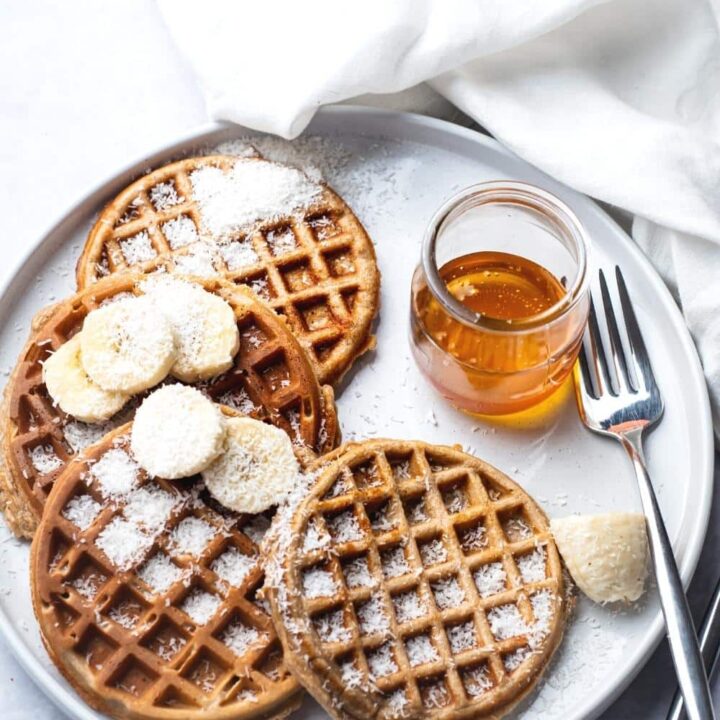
[579,266,659,402]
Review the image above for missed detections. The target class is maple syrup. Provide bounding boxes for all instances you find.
[410,182,590,416]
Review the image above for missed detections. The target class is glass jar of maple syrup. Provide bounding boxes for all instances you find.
[410,182,590,415]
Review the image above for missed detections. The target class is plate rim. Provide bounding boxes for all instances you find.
[0,106,713,720]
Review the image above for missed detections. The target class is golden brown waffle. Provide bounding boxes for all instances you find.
[264,439,569,720]
[0,273,339,539]
[32,422,302,720]
[76,155,380,385]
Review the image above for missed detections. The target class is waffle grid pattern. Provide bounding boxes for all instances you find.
[77,156,380,385]
[273,441,566,720]
[3,274,337,537]
[33,430,300,719]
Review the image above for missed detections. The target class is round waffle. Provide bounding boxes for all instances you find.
[76,155,380,386]
[0,273,339,539]
[32,421,302,720]
[265,439,569,720]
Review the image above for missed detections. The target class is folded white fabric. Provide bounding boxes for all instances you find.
[159,0,720,435]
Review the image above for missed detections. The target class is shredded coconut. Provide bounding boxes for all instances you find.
[487,603,528,641]
[173,242,218,277]
[463,665,493,697]
[517,546,547,584]
[504,646,531,672]
[340,660,363,689]
[386,688,409,717]
[108,600,141,629]
[419,538,447,566]
[154,635,186,661]
[212,547,257,587]
[124,485,178,529]
[63,494,101,530]
[528,590,554,648]
[357,595,390,636]
[265,227,297,256]
[162,215,198,249]
[314,609,351,644]
[368,643,397,679]
[447,621,477,654]
[96,517,153,570]
[369,503,396,533]
[29,444,62,474]
[405,497,428,524]
[302,568,337,599]
[139,554,182,594]
[190,159,321,239]
[381,546,410,579]
[71,573,104,599]
[421,680,450,708]
[459,523,487,552]
[405,634,438,667]
[343,556,374,589]
[219,239,260,270]
[169,516,216,557]
[218,388,257,415]
[222,619,262,655]
[150,181,183,210]
[120,231,156,265]
[90,447,140,499]
[474,562,507,598]
[181,589,221,625]
[431,577,466,610]
[503,515,532,541]
[303,520,330,553]
[393,590,427,624]
[442,486,468,514]
[64,420,114,453]
[327,510,364,543]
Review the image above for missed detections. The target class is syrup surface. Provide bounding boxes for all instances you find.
[442,251,565,322]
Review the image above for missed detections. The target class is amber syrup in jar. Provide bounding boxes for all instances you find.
[412,251,583,415]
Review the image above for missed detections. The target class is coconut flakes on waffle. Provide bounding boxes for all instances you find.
[189,158,322,240]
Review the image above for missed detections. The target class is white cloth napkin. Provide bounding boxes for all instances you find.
[159,0,720,436]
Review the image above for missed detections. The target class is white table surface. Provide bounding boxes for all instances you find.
[1,1,718,718]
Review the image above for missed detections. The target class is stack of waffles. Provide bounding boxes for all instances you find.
[1,149,571,720]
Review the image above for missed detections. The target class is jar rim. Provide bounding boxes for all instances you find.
[421,181,591,333]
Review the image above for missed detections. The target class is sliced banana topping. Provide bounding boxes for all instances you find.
[80,296,177,394]
[551,513,648,603]
[131,385,226,479]
[142,277,240,383]
[42,335,130,423]
[202,416,299,514]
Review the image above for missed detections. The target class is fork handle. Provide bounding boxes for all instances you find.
[667,573,720,720]
[620,427,715,720]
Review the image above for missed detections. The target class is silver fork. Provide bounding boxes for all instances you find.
[575,266,715,720]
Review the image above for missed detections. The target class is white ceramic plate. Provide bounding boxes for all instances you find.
[0,108,712,720]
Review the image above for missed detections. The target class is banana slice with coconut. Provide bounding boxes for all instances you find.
[551,512,648,603]
[131,385,227,479]
[202,416,299,514]
[80,296,177,394]
[141,277,240,383]
[42,335,130,423]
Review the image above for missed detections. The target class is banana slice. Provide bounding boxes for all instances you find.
[42,335,130,423]
[141,277,240,383]
[80,296,177,394]
[202,416,299,514]
[131,385,226,479]
[551,513,648,603]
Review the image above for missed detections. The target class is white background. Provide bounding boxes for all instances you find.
[1,1,718,718]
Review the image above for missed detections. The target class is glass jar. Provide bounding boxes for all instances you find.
[410,181,591,416]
